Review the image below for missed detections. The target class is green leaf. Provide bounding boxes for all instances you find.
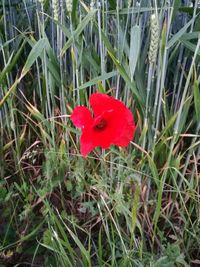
[22,38,47,75]
[167,18,195,49]
[108,51,144,107]
[0,79,18,108]
[97,80,105,93]
[0,39,26,83]
[130,183,140,247]
[0,52,14,82]
[77,71,117,90]
[61,9,97,56]
[107,7,158,15]
[129,24,141,79]
[178,7,200,15]
[0,186,7,201]
[71,0,78,23]
[181,39,200,55]
[178,96,192,134]
[108,0,116,9]
[181,32,200,41]
[172,0,182,20]
[194,79,200,122]
[148,156,159,187]
[159,113,177,139]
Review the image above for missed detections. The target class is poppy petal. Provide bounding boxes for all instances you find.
[80,129,95,157]
[114,121,136,147]
[90,93,125,116]
[113,108,136,146]
[71,106,93,128]
[91,108,135,149]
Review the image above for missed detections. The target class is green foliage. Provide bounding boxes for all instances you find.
[154,244,189,267]
[0,0,200,266]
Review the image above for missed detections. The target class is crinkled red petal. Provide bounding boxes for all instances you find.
[113,108,136,147]
[70,106,93,128]
[90,93,127,117]
[80,129,95,157]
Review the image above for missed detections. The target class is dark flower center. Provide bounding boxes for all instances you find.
[94,119,107,131]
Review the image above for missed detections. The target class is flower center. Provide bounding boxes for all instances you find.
[94,119,107,131]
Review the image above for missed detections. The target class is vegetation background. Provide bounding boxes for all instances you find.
[0,0,200,266]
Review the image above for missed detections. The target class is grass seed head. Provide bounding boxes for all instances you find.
[38,0,46,4]
[52,0,59,21]
[90,0,95,10]
[65,0,72,13]
[148,14,159,64]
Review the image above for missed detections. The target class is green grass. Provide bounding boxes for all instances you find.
[0,0,200,266]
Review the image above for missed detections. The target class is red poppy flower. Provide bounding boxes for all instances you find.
[71,93,136,157]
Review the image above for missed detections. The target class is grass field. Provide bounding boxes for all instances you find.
[0,0,200,266]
